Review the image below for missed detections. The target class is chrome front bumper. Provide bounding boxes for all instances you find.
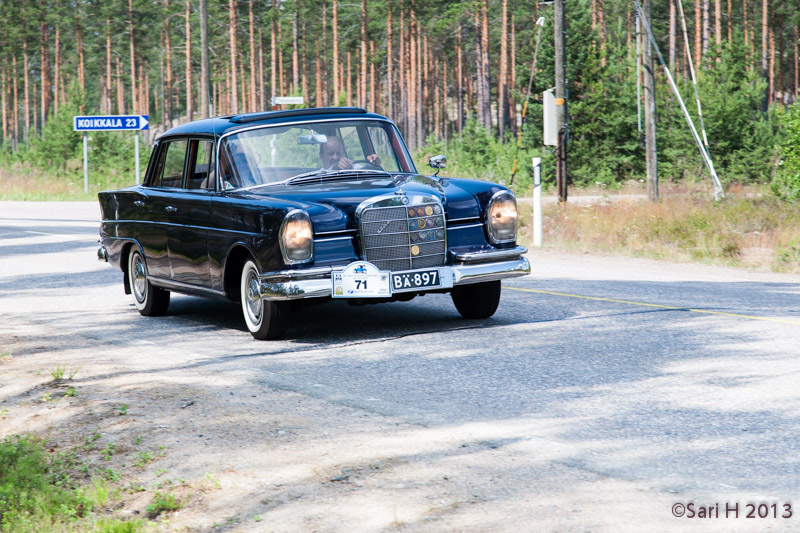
[258,246,530,301]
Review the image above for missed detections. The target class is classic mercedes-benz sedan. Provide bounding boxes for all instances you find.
[97,107,529,339]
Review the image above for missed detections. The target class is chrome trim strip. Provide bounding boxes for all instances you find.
[148,276,227,299]
[447,218,481,225]
[447,222,483,229]
[454,246,528,264]
[256,256,530,300]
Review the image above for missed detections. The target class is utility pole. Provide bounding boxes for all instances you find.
[642,0,658,200]
[554,0,568,202]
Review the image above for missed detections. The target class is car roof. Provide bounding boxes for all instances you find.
[159,107,391,139]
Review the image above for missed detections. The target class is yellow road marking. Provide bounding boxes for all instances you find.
[506,287,800,326]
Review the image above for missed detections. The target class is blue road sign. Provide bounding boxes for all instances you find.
[73,115,149,131]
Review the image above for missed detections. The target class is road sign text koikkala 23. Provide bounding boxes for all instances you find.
[74,114,150,193]
[73,115,149,131]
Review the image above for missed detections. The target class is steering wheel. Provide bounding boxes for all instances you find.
[352,159,383,170]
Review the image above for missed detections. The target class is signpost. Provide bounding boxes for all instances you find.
[73,115,150,193]
[270,96,304,108]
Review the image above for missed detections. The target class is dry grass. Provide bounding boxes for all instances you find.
[523,186,800,273]
[0,161,133,201]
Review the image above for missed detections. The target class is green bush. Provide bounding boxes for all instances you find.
[775,102,800,200]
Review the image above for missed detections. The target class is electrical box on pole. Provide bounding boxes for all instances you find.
[543,89,558,147]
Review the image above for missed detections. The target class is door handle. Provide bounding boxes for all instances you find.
[133,200,145,207]
[165,206,178,213]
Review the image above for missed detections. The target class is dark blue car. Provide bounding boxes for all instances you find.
[97,107,529,339]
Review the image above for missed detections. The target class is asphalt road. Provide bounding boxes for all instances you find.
[2,201,800,530]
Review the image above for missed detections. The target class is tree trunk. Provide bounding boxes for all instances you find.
[229,0,238,114]
[370,40,376,112]
[165,0,173,123]
[128,0,137,112]
[761,0,768,83]
[54,2,60,113]
[116,57,124,114]
[22,0,29,140]
[106,18,113,115]
[301,5,307,104]
[669,0,676,72]
[715,0,721,48]
[702,0,710,61]
[510,16,516,134]
[331,0,338,106]
[694,0,702,70]
[498,0,508,137]
[259,28,265,109]
[39,2,50,127]
[346,51,352,107]
[386,5,393,117]
[407,7,416,148]
[315,42,322,106]
[2,68,7,143]
[278,12,285,97]
[360,0,367,109]
[292,6,299,94]
[200,0,210,116]
[317,0,326,107]
[249,0,256,110]
[13,55,19,145]
[768,26,774,103]
[399,9,406,132]
[185,0,192,120]
[598,0,607,67]
[727,0,732,43]
[480,0,491,131]
[271,12,277,103]
[456,25,462,136]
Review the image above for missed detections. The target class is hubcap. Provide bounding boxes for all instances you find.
[132,256,147,302]
[245,271,262,322]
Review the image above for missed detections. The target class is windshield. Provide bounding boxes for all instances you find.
[218,119,416,189]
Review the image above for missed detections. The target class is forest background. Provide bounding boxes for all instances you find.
[0,0,799,270]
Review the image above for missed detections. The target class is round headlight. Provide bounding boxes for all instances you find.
[486,191,517,244]
[280,210,313,263]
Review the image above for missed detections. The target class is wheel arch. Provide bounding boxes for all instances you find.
[224,245,256,302]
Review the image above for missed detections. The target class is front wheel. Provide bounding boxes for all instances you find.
[127,249,170,316]
[241,260,291,340]
[451,280,501,319]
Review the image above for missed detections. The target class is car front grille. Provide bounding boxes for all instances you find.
[359,199,447,272]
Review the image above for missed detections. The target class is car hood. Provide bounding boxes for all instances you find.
[233,174,481,233]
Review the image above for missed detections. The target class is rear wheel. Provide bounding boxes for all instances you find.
[451,280,501,319]
[241,260,291,340]
[127,249,170,316]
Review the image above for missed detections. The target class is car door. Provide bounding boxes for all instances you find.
[167,138,214,287]
[136,138,189,280]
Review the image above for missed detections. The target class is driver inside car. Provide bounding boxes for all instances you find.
[319,136,381,170]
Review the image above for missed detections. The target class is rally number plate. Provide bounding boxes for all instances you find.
[332,262,391,298]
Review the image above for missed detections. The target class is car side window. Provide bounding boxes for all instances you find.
[152,139,188,188]
[187,140,215,190]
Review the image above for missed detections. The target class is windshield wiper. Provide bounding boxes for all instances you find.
[284,169,389,185]
[236,169,390,192]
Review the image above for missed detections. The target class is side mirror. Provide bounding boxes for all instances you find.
[429,155,446,176]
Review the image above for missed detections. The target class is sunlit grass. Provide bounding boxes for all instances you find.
[0,161,136,201]
[535,187,800,273]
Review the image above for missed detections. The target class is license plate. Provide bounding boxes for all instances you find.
[391,269,441,292]
[332,261,391,298]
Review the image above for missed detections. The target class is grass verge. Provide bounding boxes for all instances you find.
[0,434,146,532]
[526,189,800,273]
